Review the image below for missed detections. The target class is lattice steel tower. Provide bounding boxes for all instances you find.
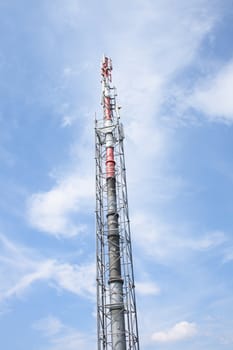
[95,56,140,350]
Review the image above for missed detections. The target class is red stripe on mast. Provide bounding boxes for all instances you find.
[102,56,116,178]
[106,147,115,178]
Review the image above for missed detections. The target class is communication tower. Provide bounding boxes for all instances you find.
[95,56,140,350]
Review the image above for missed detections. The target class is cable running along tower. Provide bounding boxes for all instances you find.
[95,56,140,350]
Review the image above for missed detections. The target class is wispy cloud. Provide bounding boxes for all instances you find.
[151,321,198,343]
[112,0,217,118]
[189,59,233,123]
[33,315,95,350]
[0,234,95,302]
[27,171,93,237]
[33,315,64,336]
[132,213,227,263]
[136,281,160,296]
[4,260,95,301]
[4,260,54,299]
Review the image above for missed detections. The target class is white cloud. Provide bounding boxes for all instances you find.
[191,231,227,250]
[27,172,93,237]
[223,246,233,263]
[33,315,64,336]
[190,60,233,122]
[0,234,95,302]
[61,115,74,127]
[51,261,95,299]
[131,213,227,263]
[48,330,93,350]
[151,321,197,343]
[33,316,94,350]
[112,0,217,118]
[4,260,54,299]
[0,234,39,298]
[3,260,95,301]
[136,281,160,296]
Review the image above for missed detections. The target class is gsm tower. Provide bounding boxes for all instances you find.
[95,56,140,350]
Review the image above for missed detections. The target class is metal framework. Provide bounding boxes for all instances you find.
[95,56,140,350]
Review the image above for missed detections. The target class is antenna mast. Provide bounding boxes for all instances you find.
[95,56,140,350]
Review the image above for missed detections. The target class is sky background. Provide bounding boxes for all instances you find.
[0,0,233,349]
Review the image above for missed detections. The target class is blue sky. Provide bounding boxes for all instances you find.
[0,0,233,349]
